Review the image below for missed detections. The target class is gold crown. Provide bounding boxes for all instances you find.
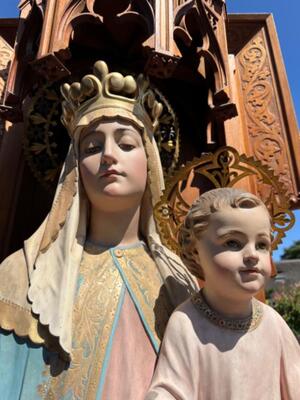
[60,60,163,136]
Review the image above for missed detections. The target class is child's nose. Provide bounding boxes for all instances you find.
[243,245,259,266]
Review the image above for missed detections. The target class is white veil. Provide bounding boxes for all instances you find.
[23,107,197,357]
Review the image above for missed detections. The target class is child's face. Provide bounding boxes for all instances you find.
[195,205,272,299]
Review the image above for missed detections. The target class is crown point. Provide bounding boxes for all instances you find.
[93,60,109,80]
[81,75,97,96]
[109,73,125,93]
[61,83,70,99]
[70,82,81,101]
[123,76,137,95]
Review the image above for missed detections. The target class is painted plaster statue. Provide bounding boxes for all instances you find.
[146,188,300,400]
[0,61,197,399]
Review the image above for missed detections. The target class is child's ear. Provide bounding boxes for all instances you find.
[191,248,205,280]
[182,248,205,280]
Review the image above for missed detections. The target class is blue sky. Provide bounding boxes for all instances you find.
[1,1,299,259]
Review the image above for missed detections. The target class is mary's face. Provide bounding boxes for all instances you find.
[79,119,148,211]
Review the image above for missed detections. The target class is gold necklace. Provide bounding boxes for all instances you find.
[191,291,263,332]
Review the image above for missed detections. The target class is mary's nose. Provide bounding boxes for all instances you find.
[101,139,117,165]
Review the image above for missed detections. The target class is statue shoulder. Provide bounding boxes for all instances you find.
[0,249,45,344]
[0,248,30,310]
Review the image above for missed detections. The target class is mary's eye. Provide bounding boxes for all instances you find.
[84,145,102,154]
[225,240,242,250]
[119,143,135,151]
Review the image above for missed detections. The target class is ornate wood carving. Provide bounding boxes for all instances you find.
[174,0,226,89]
[238,34,293,190]
[227,15,300,205]
[174,0,225,31]
[1,0,237,134]
[39,0,155,57]
[173,0,236,122]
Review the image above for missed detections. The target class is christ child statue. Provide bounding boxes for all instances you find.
[146,188,300,400]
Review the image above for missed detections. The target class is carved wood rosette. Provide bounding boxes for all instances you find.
[227,15,300,207]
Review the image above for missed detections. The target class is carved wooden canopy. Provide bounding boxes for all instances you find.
[1,0,236,126]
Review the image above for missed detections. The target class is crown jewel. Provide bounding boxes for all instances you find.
[60,60,163,136]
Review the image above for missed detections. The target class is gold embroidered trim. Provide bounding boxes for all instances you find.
[191,291,263,332]
[0,298,44,344]
[42,250,123,399]
[117,246,171,345]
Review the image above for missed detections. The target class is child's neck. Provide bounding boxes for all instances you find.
[202,287,253,319]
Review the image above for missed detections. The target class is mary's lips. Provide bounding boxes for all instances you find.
[99,169,122,177]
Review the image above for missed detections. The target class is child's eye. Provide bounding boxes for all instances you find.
[256,241,270,251]
[119,143,135,151]
[225,240,242,250]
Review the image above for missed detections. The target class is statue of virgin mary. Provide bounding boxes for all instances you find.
[0,61,197,399]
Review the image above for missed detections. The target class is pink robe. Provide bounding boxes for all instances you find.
[146,298,300,400]
[102,291,156,399]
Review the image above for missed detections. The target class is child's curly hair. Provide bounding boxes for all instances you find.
[178,188,271,280]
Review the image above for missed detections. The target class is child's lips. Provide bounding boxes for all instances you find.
[239,267,260,274]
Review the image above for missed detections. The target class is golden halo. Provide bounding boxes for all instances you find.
[154,146,295,255]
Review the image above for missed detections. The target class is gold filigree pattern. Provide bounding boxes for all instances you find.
[115,246,172,345]
[154,146,295,255]
[24,83,69,191]
[191,290,263,332]
[40,250,123,399]
[237,33,294,198]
